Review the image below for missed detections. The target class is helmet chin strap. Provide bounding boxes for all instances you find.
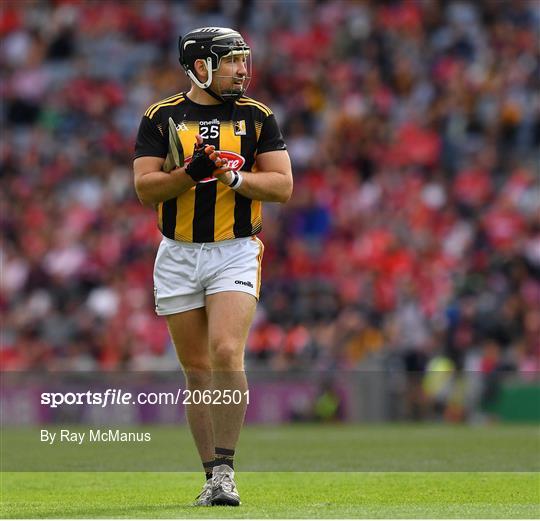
[206,86,245,102]
[204,86,228,102]
[201,75,245,102]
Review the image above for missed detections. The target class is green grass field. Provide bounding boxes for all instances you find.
[2,471,538,518]
[1,424,539,518]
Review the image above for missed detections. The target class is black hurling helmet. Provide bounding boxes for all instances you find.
[178,27,251,101]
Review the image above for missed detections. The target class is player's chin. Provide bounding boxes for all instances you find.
[227,83,244,93]
[219,84,244,99]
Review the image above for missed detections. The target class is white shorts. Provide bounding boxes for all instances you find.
[153,236,264,316]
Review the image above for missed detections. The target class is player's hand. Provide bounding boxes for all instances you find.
[185,135,232,182]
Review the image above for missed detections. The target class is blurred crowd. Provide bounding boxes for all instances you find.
[1,0,539,395]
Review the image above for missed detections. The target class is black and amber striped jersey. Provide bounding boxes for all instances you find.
[134,92,287,243]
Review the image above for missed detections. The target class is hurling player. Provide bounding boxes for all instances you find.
[134,27,292,506]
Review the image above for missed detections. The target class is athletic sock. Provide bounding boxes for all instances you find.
[203,460,214,481]
[214,447,235,470]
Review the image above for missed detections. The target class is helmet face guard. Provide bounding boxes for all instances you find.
[179,28,251,101]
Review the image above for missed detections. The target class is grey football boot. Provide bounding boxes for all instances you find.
[211,464,241,506]
[193,478,213,506]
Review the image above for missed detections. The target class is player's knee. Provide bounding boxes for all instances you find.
[211,341,243,370]
[182,363,212,388]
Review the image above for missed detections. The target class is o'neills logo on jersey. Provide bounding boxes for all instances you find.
[184,151,246,184]
[199,118,220,126]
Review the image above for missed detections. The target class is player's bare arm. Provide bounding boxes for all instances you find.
[215,149,293,203]
[133,156,194,206]
[134,137,231,206]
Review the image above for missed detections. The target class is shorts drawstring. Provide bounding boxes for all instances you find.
[194,243,205,282]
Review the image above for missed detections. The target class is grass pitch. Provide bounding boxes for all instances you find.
[1,424,539,518]
[2,424,538,472]
[2,471,538,518]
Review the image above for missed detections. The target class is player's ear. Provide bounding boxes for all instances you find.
[194,59,208,81]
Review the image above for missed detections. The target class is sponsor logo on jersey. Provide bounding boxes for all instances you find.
[183,151,246,184]
[175,121,189,131]
[220,150,246,171]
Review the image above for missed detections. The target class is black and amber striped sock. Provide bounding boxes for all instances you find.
[203,460,215,481]
[214,447,235,470]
